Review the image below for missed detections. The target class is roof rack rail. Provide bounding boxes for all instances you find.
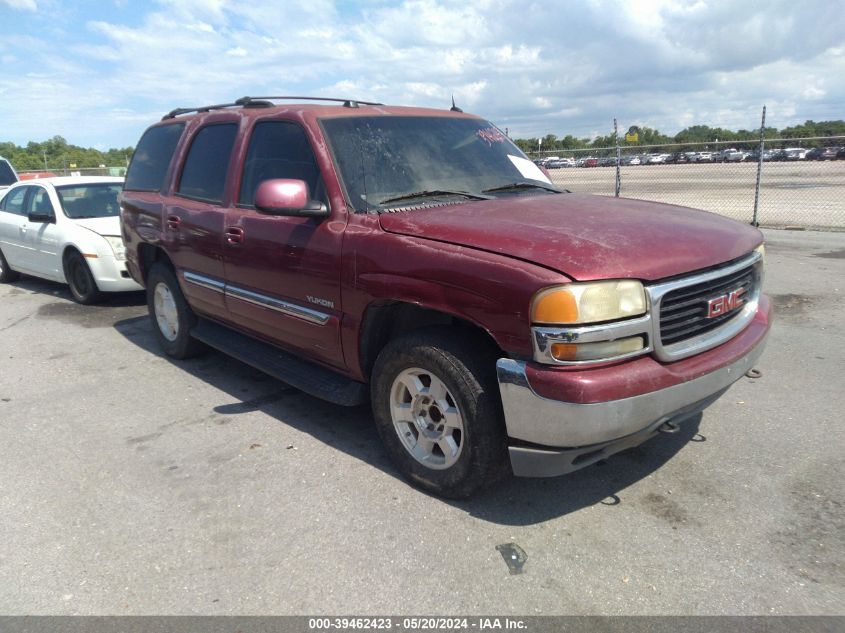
[161,96,383,120]
[238,96,383,108]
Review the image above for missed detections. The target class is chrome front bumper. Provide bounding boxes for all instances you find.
[496,332,767,478]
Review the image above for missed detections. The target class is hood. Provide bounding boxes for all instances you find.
[378,193,762,281]
[71,216,122,236]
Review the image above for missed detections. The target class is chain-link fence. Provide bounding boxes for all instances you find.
[534,136,845,230]
[17,131,845,229]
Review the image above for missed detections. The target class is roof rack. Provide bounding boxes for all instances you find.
[161,96,383,120]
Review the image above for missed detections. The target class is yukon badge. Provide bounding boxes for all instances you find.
[306,295,334,309]
[706,287,746,319]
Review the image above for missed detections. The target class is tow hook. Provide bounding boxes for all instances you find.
[658,420,681,434]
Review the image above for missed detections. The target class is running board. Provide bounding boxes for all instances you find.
[191,318,368,407]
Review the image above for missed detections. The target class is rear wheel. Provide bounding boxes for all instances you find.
[65,251,103,304]
[146,262,204,359]
[371,328,508,498]
[0,247,20,283]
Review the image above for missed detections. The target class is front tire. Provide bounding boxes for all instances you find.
[146,262,204,359]
[0,247,20,283]
[371,328,508,498]
[65,251,103,304]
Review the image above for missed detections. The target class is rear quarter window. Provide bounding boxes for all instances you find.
[124,123,185,192]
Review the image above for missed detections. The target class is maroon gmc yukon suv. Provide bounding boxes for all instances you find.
[119,97,770,498]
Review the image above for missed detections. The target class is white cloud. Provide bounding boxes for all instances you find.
[1,0,37,11]
[0,0,843,147]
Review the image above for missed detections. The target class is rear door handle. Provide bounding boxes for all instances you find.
[225,227,244,245]
[166,215,181,231]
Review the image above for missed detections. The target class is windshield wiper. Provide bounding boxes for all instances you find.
[378,189,491,205]
[482,182,561,194]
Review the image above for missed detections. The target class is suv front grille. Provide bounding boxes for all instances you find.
[645,251,764,362]
[659,265,756,345]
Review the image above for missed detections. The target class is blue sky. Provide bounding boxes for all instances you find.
[1,0,843,150]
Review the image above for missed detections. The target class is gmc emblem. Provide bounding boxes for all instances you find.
[706,287,746,319]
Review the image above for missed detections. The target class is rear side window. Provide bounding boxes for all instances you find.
[124,123,185,192]
[177,123,238,204]
[239,121,321,207]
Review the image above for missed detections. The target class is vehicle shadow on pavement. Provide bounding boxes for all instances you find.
[114,313,702,526]
[453,416,702,525]
[4,275,146,307]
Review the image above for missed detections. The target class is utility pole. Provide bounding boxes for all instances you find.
[42,149,48,171]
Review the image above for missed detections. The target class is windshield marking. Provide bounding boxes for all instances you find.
[476,128,507,146]
[508,155,552,184]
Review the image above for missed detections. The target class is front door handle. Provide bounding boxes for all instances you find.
[225,226,244,245]
[166,215,181,231]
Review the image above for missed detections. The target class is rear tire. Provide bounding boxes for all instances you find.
[370,328,508,499]
[146,262,204,359]
[0,247,20,283]
[65,251,103,304]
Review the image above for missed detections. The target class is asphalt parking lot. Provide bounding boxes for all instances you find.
[0,228,842,616]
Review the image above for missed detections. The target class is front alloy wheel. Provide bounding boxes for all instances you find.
[371,328,508,498]
[390,367,465,470]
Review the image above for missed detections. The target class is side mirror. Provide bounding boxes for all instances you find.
[28,212,55,223]
[254,179,329,218]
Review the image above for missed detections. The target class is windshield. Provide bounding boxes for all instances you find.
[57,183,122,219]
[321,116,557,212]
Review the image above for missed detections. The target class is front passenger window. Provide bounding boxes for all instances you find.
[239,121,323,207]
[29,188,55,218]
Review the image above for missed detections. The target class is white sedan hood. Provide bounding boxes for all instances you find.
[72,216,122,236]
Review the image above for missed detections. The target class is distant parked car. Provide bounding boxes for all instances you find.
[621,155,641,165]
[693,151,715,163]
[646,153,670,164]
[723,149,750,162]
[582,157,599,167]
[783,148,809,160]
[750,149,779,161]
[808,147,839,161]
[666,152,691,164]
[546,158,575,169]
[838,147,845,160]
[0,176,143,302]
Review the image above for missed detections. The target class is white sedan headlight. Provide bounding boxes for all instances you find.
[103,235,126,261]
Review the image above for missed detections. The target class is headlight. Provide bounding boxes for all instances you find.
[103,235,126,261]
[754,243,765,263]
[531,280,647,325]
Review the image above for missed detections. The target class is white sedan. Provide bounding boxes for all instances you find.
[0,176,142,303]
